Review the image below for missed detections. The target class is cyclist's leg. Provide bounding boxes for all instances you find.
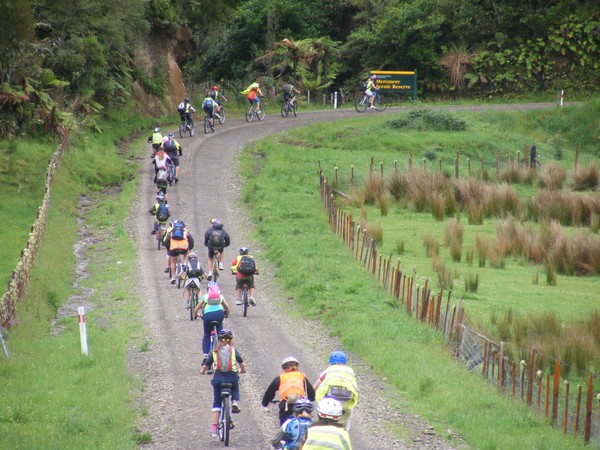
[210,377,222,433]
[170,154,180,179]
[248,276,256,304]
[185,112,192,127]
[207,247,215,276]
[235,277,242,304]
[168,251,177,280]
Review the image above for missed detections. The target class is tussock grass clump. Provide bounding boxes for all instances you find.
[571,163,599,191]
[468,203,484,225]
[432,256,453,290]
[396,240,405,255]
[528,190,600,227]
[498,161,525,184]
[423,233,439,257]
[364,172,386,204]
[475,234,488,267]
[386,108,467,131]
[347,186,366,208]
[387,170,409,200]
[465,248,474,266]
[545,259,557,286]
[444,218,464,262]
[430,192,445,221]
[485,184,521,218]
[465,272,479,293]
[377,191,390,216]
[366,221,383,245]
[538,162,566,190]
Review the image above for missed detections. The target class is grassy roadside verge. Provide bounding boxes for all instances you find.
[238,116,592,448]
[0,109,156,448]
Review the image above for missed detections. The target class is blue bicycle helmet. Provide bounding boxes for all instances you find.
[207,281,218,288]
[293,398,314,414]
[329,351,347,365]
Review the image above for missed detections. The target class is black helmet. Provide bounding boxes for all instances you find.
[293,398,314,414]
[218,329,233,340]
[184,97,190,102]
[239,247,250,255]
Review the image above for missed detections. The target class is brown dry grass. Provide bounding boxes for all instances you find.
[571,163,599,191]
[538,162,566,190]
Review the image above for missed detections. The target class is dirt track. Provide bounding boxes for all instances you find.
[131,103,557,449]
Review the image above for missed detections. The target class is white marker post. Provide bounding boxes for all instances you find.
[334,92,338,110]
[78,306,89,355]
[559,90,564,108]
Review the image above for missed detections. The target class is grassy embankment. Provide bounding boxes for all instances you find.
[237,100,599,449]
[0,108,161,448]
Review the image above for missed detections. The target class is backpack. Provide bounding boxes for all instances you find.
[163,138,176,152]
[171,222,185,240]
[187,258,203,278]
[210,228,224,248]
[206,285,221,305]
[361,80,367,92]
[238,255,256,275]
[156,169,168,182]
[155,204,170,222]
[282,84,291,94]
[177,102,186,113]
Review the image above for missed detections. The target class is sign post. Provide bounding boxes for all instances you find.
[370,70,417,102]
[78,306,89,356]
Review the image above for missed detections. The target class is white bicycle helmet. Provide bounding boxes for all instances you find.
[316,398,343,420]
[281,356,299,368]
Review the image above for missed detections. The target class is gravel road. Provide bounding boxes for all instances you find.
[131,103,557,449]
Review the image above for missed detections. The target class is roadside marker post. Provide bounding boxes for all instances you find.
[78,306,89,355]
[0,325,8,357]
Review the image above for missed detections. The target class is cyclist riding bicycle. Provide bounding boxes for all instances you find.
[270,398,314,450]
[241,81,263,112]
[313,351,358,430]
[164,219,194,284]
[303,398,352,450]
[194,282,231,359]
[177,97,196,129]
[149,192,170,235]
[147,127,163,156]
[202,92,217,131]
[365,74,379,109]
[200,329,246,438]
[262,356,316,425]
[161,134,182,183]
[183,252,205,308]
[211,85,228,114]
[204,218,231,278]
[231,247,259,306]
[281,82,299,107]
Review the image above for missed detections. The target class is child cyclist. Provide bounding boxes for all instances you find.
[270,398,314,449]
[200,329,246,438]
[183,252,205,309]
[149,192,170,236]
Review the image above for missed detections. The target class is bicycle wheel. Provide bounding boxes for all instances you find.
[204,116,211,134]
[281,102,289,118]
[242,288,248,318]
[156,230,161,250]
[188,120,194,137]
[179,122,185,138]
[212,260,219,283]
[218,108,226,125]
[355,95,368,113]
[257,107,266,121]
[245,107,254,122]
[292,103,297,117]
[220,396,231,445]
[189,290,197,321]
[375,95,388,112]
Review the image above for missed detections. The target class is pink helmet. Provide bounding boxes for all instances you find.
[212,85,218,91]
[208,284,221,298]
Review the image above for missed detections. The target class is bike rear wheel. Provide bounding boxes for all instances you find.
[156,229,162,250]
[179,122,185,138]
[245,107,254,122]
[212,260,220,283]
[188,120,194,137]
[257,107,265,121]
[355,95,368,112]
[189,290,198,321]
[204,116,211,134]
[242,288,248,317]
[220,396,231,446]
[281,102,289,118]
[291,103,297,117]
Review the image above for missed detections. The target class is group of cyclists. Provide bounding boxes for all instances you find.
[147,85,358,449]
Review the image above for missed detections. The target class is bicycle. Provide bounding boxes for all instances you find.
[245,102,265,122]
[355,91,388,113]
[209,249,223,283]
[169,254,185,289]
[280,98,297,118]
[240,280,250,318]
[214,106,226,125]
[179,115,195,138]
[204,320,220,373]
[166,159,176,185]
[218,382,234,446]
[188,281,201,321]
[204,111,215,134]
[155,221,167,250]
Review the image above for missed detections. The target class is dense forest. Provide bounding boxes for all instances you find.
[1,0,599,137]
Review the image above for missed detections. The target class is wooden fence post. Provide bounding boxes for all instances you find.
[527,348,536,406]
[583,371,593,444]
[563,380,570,433]
[350,165,354,187]
[552,359,561,425]
[574,384,582,435]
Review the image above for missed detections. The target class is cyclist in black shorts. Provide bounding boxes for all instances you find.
[204,218,231,278]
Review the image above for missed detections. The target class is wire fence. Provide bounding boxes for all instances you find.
[319,164,599,446]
